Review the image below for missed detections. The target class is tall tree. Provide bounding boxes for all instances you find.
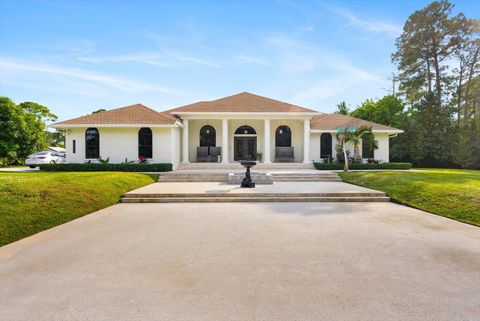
[336,101,349,115]
[0,97,57,165]
[393,0,466,108]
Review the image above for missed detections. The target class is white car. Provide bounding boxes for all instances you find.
[25,151,65,168]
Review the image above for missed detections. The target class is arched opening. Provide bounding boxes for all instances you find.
[235,125,256,135]
[320,133,332,158]
[234,125,257,161]
[85,128,100,159]
[275,125,291,147]
[362,133,375,159]
[199,125,216,147]
[138,127,153,158]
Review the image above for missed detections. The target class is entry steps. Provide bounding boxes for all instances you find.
[158,171,341,182]
[121,192,390,203]
[177,163,315,170]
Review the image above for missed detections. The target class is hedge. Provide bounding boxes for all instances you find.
[39,163,172,172]
[314,162,412,170]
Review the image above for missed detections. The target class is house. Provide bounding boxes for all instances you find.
[50,92,403,169]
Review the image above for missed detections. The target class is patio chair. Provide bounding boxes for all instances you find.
[275,147,294,162]
[196,147,209,162]
[208,147,222,162]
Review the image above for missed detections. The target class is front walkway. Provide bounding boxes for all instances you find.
[1,202,479,321]
[125,181,378,194]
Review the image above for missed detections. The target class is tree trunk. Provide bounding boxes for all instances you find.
[457,65,464,126]
[464,45,480,128]
[426,57,433,94]
[343,141,349,172]
[432,41,442,110]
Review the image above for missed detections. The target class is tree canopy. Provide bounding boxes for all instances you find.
[0,97,58,166]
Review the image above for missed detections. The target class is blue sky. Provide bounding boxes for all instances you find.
[0,0,478,120]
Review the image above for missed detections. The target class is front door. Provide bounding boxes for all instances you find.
[234,137,257,161]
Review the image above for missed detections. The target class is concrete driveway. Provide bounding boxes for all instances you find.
[1,202,479,321]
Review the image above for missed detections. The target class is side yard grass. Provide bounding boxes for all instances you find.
[0,172,158,246]
[340,169,480,227]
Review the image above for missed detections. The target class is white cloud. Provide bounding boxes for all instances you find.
[78,52,221,69]
[235,55,273,67]
[176,56,221,69]
[0,58,178,95]
[327,5,402,38]
[77,53,171,67]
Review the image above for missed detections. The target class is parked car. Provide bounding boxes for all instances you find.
[25,151,65,168]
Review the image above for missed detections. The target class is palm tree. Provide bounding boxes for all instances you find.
[336,125,373,172]
[351,125,374,163]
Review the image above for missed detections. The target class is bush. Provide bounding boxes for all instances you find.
[314,162,412,170]
[39,163,172,172]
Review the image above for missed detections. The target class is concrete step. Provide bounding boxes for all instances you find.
[125,192,386,198]
[121,196,390,203]
[177,163,315,170]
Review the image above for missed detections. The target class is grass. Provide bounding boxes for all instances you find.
[340,169,480,227]
[0,172,158,246]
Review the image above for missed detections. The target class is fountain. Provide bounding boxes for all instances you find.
[239,160,257,188]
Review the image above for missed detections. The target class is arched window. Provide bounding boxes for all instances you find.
[235,125,256,135]
[362,133,374,159]
[85,128,99,159]
[320,133,332,158]
[275,125,291,147]
[199,125,216,147]
[138,127,153,158]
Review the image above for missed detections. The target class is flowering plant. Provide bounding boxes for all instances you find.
[138,155,148,164]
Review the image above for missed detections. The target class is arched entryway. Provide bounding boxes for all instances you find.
[275,125,292,147]
[320,133,332,159]
[234,125,257,161]
[199,125,216,147]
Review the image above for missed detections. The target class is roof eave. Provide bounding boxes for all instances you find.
[49,123,177,129]
[171,111,320,116]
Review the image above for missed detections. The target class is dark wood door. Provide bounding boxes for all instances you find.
[234,137,257,161]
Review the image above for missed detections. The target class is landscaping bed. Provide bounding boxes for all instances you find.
[0,172,158,246]
[39,163,172,172]
[314,162,412,170]
[340,169,480,226]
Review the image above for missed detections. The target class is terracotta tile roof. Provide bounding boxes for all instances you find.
[169,92,318,113]
[52,104,177,126]
[310,114,402,131]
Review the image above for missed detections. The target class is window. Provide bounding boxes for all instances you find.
[72,140,76,154]
[320,133,332,158]
[199,125,216,147]
[234,125,256,135]
[85,128,99,159]
[138,127,153,158]
[275,125,291,147]
[362,133,374,159]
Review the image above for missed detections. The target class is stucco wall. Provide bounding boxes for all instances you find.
[186,119,306,163]
[187,120,223,163]
[65,127,173,164]
[309,131,390,163]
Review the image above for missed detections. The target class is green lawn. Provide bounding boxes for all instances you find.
[340,169,480,227]
[0,172,157,246]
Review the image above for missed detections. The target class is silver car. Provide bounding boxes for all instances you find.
[25,151,65,168]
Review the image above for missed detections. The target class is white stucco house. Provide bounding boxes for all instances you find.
[51,92,403,170]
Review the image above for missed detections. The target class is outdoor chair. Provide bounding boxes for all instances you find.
[208,147,222,162]
[275,147,294,162]
[196,147,209,162]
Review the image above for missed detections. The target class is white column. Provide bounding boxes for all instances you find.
[222,119,229,163]
[181,119,189,163]
[303,119,311,163]
[263,119,271,163]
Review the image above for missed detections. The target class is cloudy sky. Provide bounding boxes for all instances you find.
[0,0,478,120]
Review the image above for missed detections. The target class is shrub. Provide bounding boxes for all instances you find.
[314,162,412,170]
[39,163,172,172]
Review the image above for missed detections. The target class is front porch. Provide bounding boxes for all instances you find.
[181,118,312,164]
